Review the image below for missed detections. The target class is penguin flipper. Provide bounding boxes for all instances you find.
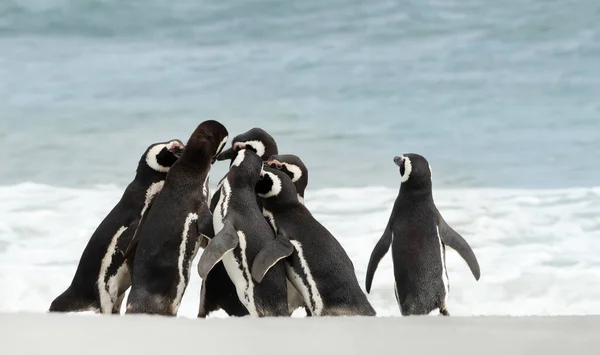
[217,147,236,161]
[251,234,295,283]
[197,220,239,279]
[197,205,214,249]
[365,221,393,294]
[436,209,481,281]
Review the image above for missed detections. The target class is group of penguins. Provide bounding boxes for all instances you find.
[49,120,482,318]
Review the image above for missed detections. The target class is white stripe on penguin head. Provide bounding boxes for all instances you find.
[257,170,282,198]
[215,135,228,157]
[239,140,266,157]
[231,149,246,167]
[146,143,170,172]
[282,163,303,183]
[400,156,412,183]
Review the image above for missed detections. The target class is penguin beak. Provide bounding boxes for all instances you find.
[393,156,404,167]
[216,147,236,161]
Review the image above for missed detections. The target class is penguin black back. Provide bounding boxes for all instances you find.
[365,153,480,316]
[125,120,228,316]
[227,148,264,187]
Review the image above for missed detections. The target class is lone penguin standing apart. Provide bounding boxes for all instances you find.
[49,139,184,314]
[365,153,481,316]
[124,120,228,316]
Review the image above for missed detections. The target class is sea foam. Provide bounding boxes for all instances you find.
[1,183,599,317]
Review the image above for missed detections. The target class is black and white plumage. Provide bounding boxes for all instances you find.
[265,154,308,204]
[124,120,228,316]
[48,139,184,314]
[197,127,280,318]
[365,153,481,316]
[197,149,289,317]
[251,167,376,317]
[263,153,310,314]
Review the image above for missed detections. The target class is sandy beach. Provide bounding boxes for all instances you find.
[1,313,597,354]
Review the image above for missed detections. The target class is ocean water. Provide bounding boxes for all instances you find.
[1,0,600,316]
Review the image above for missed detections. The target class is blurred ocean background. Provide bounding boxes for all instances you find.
[1,0,599,317]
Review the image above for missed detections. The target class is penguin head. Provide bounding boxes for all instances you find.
[393,153,432,189]
[227,148,264,186]
[265,154,308,198]
[184,120,229,164]
[142,139,185,173]
[216,127,278,163]
[256,166,299,202]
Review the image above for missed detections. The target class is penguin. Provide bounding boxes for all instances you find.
[196,148,289,317]
[210,127,279,211]
[264,154,308,204]
[215,127,279,164]
[48,139,185,314]
[124,120,228,316]
[197,127,279,318]
[251,167,376,317]
[364,153,481,316]
[263,154,310,314]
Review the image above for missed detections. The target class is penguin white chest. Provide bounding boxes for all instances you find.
[98,225,129,313]
[285,240,324,316]
[435,225,450,305]
[172,212,199,313]
[213,180,231,235]
[220,230,258,316]
[213,180,258,316]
